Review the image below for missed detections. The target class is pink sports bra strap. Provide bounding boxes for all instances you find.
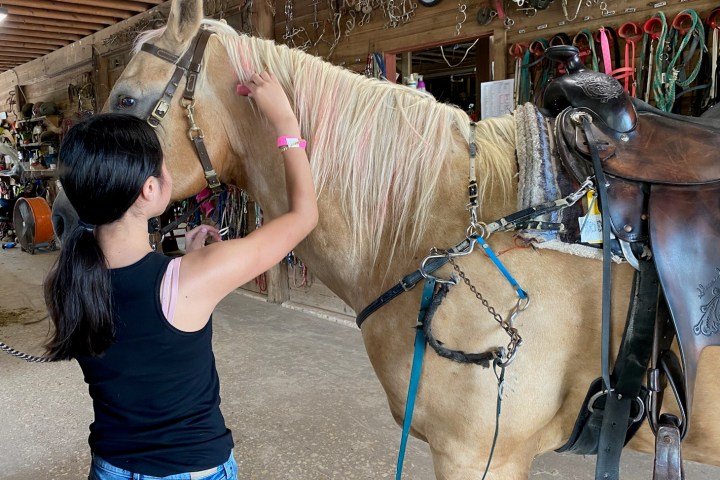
[161,257,182,325]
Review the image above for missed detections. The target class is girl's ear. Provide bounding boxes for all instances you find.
[139,175,158,202]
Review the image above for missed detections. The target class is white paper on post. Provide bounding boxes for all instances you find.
[480,79,515,119]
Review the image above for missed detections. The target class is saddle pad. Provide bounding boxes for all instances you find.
[515,103,607,261]
[648,182,720,425]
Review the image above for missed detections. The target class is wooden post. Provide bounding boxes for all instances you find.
[492,29,507,81]
[400,52,412,85]
[266,262,290,304]
[255,0,275,39]
[248,1,289,304]
[476,36,491,119]
[384,53,396,83]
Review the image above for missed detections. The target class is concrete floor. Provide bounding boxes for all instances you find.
[0,248,718,479]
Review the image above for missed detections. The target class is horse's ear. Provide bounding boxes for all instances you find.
[164,0,203,45]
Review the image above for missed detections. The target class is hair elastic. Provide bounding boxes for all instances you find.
[78,220,96,232]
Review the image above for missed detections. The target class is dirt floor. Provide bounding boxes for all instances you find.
[0,247,718,479]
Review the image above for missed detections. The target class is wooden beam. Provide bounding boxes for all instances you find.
[0,51,46,58]
[0,58,34,68]
[0,34,69,47]
[131,0,164,5]
[2,1,132,20]
[61,0,152,13]
[0,46,55,56]
[1,20,94,36]
[5,6,117,25]
[0,27,82,42]
[6,16,102,32]
[0,58,36,64]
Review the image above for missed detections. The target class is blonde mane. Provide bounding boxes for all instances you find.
[135,20,515,264]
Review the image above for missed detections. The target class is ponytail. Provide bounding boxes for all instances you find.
[44,226,114,359]
[44,113,164,360]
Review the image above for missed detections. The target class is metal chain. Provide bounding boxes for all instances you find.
[448,256,523,365]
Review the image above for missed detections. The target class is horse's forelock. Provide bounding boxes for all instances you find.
[133,27,166,55]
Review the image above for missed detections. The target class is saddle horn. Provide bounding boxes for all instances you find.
[542,45,638,133]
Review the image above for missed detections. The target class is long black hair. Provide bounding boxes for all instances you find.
[45,113,163,360]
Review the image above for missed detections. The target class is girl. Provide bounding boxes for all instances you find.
[44,72,318,479]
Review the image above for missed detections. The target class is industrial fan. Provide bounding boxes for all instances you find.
[13,197,55,254]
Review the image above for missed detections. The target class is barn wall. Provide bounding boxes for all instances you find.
[273,0,718,85]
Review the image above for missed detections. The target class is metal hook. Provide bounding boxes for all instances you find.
[419,240,475,285]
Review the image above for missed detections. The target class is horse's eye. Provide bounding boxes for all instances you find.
[117,96,136,108]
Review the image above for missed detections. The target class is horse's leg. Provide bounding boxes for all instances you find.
[428,440,534,480]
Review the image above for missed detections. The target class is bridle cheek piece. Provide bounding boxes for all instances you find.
[139,28,222,193]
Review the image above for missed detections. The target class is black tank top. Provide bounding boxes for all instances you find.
[76,252,233,476]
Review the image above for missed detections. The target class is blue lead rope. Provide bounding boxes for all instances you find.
[475,236,527,301]
[396,238,527,479]
[396,278,436,480]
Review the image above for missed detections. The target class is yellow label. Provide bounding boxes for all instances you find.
[586,191,600,215]
[580,191,603,244]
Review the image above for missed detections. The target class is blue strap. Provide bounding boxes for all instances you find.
[396,278,436,480]
[475,237,527,300]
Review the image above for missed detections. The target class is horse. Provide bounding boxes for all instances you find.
[51,0,720,477]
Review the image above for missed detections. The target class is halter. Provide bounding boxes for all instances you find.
[140,28,222,193]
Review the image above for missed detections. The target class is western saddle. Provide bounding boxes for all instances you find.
[540,45,720,480]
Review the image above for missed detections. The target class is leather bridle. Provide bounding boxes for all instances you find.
[139,28,222,193]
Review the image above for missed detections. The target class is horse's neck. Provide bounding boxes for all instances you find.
[237,122,517,314]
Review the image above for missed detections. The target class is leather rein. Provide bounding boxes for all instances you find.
[140,28,222,194]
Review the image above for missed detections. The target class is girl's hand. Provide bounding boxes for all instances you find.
[239,71,299,134]
[184,225,221,253]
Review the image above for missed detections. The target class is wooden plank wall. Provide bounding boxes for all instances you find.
[275,0,717,82]
[0,1,258,122]
[0,4,171,122]
[273,0,502,73]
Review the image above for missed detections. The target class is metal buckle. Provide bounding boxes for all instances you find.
[149,100,170,125]
[399,278,413,292]
[587,388,645,423]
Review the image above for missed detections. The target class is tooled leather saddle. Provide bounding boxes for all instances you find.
[539,45,720,480]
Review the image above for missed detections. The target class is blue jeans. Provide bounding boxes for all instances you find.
[88,452,237,480]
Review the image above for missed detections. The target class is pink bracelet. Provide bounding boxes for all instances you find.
[277,136,307,150]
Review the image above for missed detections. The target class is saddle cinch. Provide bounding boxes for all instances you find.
[540,45,720,479]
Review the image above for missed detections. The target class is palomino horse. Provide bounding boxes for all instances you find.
[53,0,720,477]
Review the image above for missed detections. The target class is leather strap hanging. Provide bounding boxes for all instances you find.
[529,38,551,102]
[653,9,706,112]
[596,27,621,76]
[617,22,644,97]
[643,13,667,103]
[510,43,530,106]
[574,29,599,72]
[707,8,720,105]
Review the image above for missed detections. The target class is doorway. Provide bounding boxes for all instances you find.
[390,36,492,121]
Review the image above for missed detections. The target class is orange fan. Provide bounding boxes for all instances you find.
[13,197,55,254]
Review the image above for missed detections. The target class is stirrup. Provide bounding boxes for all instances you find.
[653,414,684,480]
